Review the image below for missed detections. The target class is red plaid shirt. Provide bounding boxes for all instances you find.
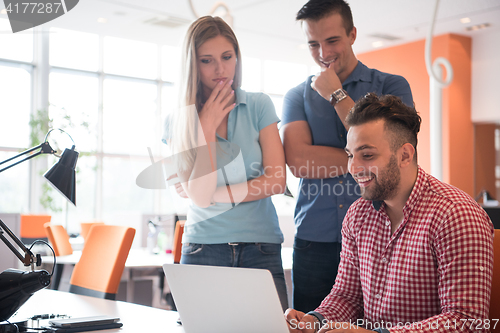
[315,167,494,332]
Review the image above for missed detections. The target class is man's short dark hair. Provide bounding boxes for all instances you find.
[346,93,421,157]
[296,0,354,35]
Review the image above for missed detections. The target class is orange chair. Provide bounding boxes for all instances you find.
[80,221,105,241]
[69,225,135,300]
[490,229,500,330]
[20,214,51,244]
[44,223,73,290]
[172,220,185,264]
[44,223,73,257]
[161,220,185,309]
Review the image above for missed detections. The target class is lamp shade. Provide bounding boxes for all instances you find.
[44,145,78,206]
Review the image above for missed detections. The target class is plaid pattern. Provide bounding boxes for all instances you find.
[316,167,494,332]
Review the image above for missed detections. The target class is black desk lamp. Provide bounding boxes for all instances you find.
[0,220,51,323]
[0,128,78,323]
[0,128,78,205]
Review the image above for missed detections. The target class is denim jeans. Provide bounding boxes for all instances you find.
[292,237,341,312]
[180,242,289,311]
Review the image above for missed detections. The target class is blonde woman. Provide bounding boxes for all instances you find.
[162,16,288,310]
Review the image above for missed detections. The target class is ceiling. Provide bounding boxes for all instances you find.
[1,0,499,65]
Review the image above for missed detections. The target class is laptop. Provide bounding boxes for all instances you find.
[162,264,289,333]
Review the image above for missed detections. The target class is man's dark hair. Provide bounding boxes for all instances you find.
[296,0,354,35]
[346,93,421,158]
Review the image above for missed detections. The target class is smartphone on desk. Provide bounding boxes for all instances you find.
[48,315,120,329]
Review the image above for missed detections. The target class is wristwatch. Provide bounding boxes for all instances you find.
[307,313,322,332]
[329,88,348,105]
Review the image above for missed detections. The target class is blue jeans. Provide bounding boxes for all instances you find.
[292,237,341,312]
[180,242,289,311]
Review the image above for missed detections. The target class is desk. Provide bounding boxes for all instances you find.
[10,289,184,332]
[42,248,174,304]
[47,247,293,269]
[44,248,174,267]
[43,247,293,305]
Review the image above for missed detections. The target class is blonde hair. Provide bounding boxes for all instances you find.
[170,16,242,171]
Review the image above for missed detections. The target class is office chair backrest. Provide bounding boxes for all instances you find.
[20,214,51,244]
[80,221,105,241]
[490,229,500,329]
[44,223,73,256]
[69,225,135,300]
[172,220,185,264]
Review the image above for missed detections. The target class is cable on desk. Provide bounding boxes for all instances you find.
[29,240,56,276]
[29,314,68,320]
[3,319,19,333]
[23,314,70,333]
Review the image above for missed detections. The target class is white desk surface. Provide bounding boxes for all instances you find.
[43,248,174,268]
[44,246,293,270]
[41,247,293,304]
[11,289,185,332]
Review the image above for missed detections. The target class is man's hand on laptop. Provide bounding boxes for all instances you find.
[284,309,317,333]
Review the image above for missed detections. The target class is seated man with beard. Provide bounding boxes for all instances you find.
[285,93,494,333]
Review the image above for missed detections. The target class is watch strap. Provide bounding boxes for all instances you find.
[306,311,325,332]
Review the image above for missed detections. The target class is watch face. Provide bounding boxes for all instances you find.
[331,89,347,103]
[334,89,346,100]
[329,89,347,105]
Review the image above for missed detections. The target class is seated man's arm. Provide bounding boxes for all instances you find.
[312,205,364,321]
[388,202,494,333]
[285,309,319,333]
[284,207,364,332]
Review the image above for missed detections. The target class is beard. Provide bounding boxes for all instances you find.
[360,154,400,201]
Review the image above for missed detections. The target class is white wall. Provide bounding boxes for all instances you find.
[472,29,500,124]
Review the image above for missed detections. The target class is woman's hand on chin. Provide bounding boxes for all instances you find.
[198,79,235,136]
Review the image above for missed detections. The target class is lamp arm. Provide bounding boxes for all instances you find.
[0,151,42,173]
[0,231,31,266]
[0,142,56,173]
[0,143,44,167]
[0,219,34,267]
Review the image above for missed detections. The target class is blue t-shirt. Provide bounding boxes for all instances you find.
[163,88,283,244]
[281,61,413,243]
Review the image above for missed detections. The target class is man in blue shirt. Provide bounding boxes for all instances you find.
[280,0,413,312]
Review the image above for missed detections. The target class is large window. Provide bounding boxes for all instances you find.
[0,25,311,233]
[50,28,99,71]
[102,78,157,155]
[48,71,99,227]
[104,37,158,80]
[0,18,32,62]
[49,71,99,152]
[0,65,31,148]
[241,57,262,92]
[0,63,32,213]
[264,60,308,95]
[0,151,30,213]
